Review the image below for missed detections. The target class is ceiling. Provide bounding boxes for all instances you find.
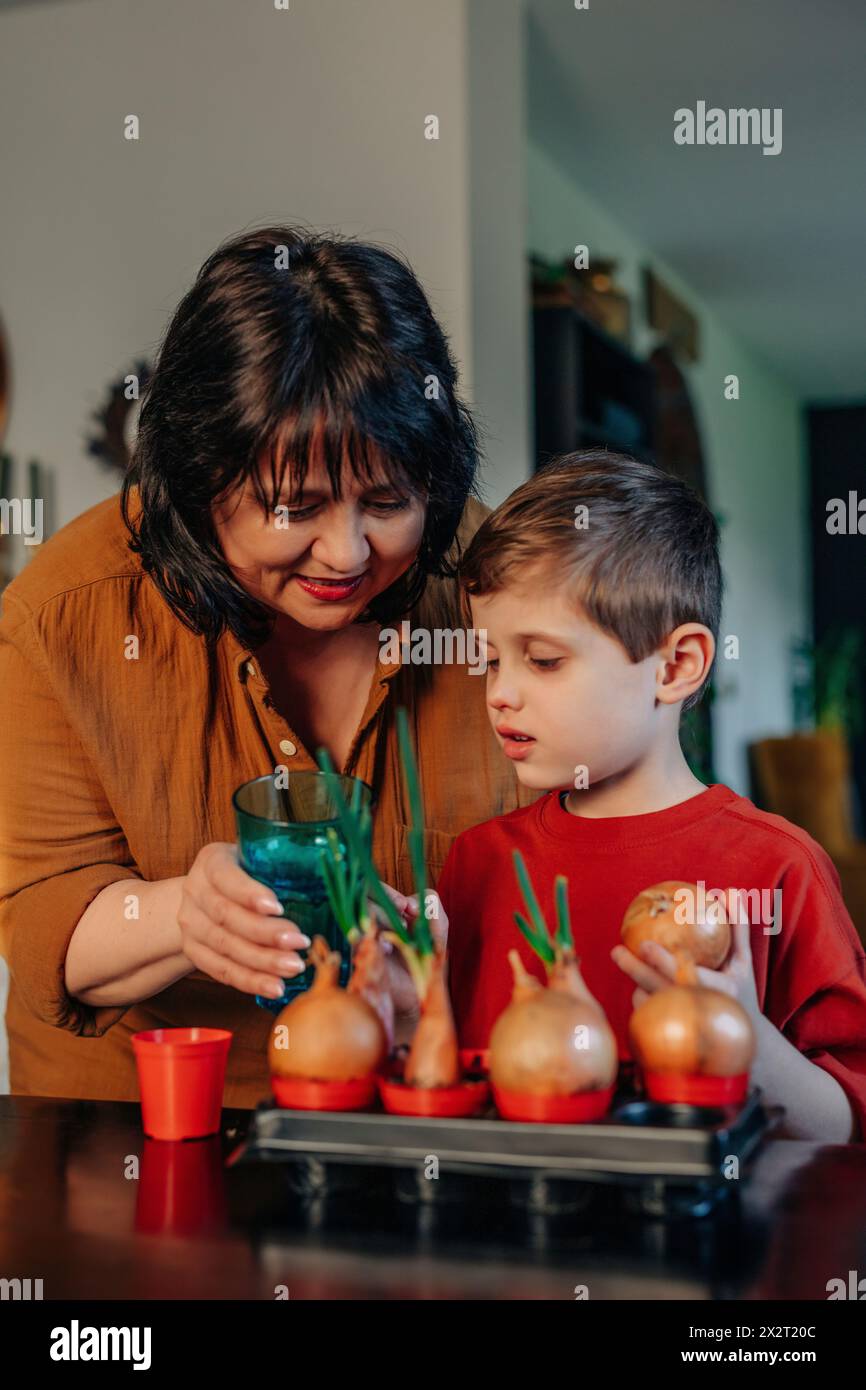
[527,0,866,400]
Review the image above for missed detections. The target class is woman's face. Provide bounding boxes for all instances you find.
[212,450,426,632]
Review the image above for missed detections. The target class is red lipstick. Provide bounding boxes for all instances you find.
[294,573,366,602]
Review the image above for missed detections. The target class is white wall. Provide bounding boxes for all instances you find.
[466,0,531,506]
[0,0,477,554]
[528,138,808,792]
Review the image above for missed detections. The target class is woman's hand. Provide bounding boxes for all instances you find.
[610,909,762,1025]
[178,842,311,999]
[377,886,449,1021]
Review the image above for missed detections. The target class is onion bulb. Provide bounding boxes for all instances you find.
[268,936,387,1082]
[549,945,604,1003]
[489,950,618,1097]
[628,955,755,1078]
[404,949,461,1089]
[621,881,731,970]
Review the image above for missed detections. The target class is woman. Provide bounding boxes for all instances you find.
[0,225,530,1105]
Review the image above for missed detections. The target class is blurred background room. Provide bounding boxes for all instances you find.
[1,0,864,1092]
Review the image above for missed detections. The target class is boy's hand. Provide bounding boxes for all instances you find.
[375,885,449,1019]
[610,906,761,1026]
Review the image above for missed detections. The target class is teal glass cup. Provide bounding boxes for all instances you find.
[232,771,373,1013]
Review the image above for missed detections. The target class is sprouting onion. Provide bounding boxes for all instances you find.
[489,854,618,1099]
[318,827,365,944]
[512,850,574,970]
[316,705,436,1002]
[395,706,433,959]
[316,773,373,944]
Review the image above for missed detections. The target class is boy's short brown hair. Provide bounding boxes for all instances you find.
[460,451,722,707]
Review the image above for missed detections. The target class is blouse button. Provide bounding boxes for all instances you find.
[246,662,257,679]
[279,739,297,757]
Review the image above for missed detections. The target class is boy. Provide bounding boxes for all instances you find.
[435,452,866,1142]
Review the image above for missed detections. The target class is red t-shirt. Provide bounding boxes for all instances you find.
[436,783,866,1140]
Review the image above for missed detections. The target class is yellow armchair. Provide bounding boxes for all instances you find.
[750,731,866,948]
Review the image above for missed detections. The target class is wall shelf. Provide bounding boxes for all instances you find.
[532,306,657,469]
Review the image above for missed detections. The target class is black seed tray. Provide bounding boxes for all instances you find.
[227,1087,777,1187]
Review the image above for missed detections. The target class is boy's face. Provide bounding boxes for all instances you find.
[470,578,662,792]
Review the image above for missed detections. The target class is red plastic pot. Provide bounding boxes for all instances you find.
[377,1074,491,1117]
[132,1027,232,1140]
[493,1084,615,1124]
[270,1073,378,1111]
[641,1070,749,1106]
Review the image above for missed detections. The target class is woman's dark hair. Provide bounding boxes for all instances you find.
[121,224,480,647]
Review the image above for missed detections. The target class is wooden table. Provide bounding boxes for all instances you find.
[1,1094,865,1301]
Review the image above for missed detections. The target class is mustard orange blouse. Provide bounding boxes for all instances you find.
[0,488,531,1106]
